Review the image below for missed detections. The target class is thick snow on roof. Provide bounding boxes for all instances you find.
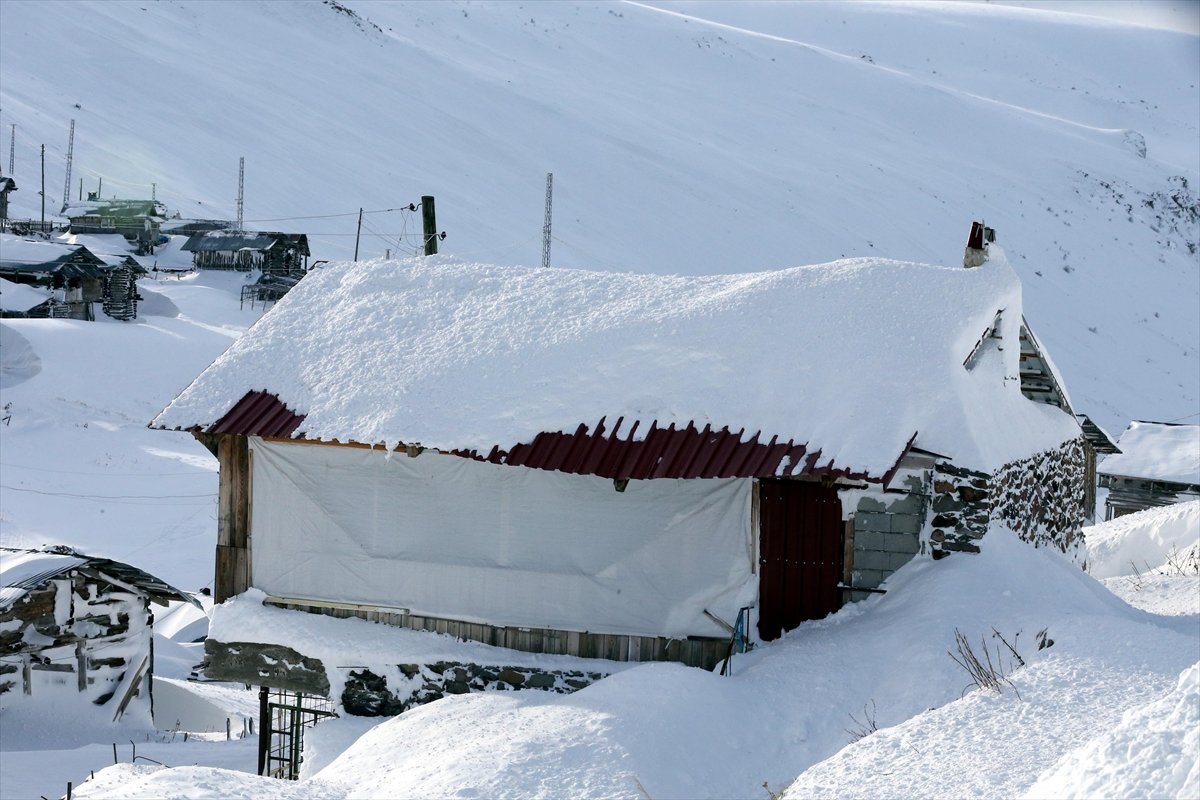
[0,235,94,269]
[0,276,51,311]
[154,250,1079,475]
[0,549,86,608]
[1100,422,1200,484]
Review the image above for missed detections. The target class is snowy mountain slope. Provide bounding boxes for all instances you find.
[0,0,1196,433]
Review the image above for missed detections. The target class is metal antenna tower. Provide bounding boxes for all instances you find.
[541,172,553,269]
[61,119,75,212]
[236,156,245,232]
[7,124,14,175]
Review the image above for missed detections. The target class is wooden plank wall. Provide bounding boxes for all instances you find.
[268,599,729,671]
[215,435,252,602]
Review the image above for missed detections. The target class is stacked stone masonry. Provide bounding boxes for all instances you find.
[991,436,1087,559]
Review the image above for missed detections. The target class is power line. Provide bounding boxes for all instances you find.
[1,484,215,503]
[0,461,212,477]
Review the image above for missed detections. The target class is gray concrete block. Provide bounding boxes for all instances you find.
[890,513,923,535]
[882,493,924,515]
[855,511,891,533]
[889,550,918,571]
[855,496,886,512]
[855,529,887,552]
[854,569,883,589]
[854,550,891,571]
[885,531,921,555]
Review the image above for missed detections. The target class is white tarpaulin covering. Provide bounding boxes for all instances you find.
[249,438,754,638]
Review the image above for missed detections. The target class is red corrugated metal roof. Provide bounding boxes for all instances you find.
[180,392,912,483]
[206,390,306,438]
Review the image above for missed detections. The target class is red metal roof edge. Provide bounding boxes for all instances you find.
[178,392,901,482]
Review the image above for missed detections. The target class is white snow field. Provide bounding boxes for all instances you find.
[1,0,1197,797]
[0,0,1197,435]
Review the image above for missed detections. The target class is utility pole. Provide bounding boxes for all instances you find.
[78,178,82,202]
[97,176,103,197]
[40,144,45,228]
[61,119,75,213]
[541,172,553,269]
[151,182,156,202]
[421,195,437,255]
[236,157,244,232]
[354,207,363,261]
[8,124,14,175]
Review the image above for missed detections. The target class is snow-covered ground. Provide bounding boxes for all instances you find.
[8,515,1186,800]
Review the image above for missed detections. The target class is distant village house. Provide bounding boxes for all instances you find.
[1099,421,1200,519]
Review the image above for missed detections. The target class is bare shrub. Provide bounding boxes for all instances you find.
[845,699,879,743]
[948,628,1022,699]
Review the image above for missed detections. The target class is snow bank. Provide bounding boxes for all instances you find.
[155,253,1078,475]
[0,322,41,389]
[1024,662,1200,800]
[1085,500,1200,578]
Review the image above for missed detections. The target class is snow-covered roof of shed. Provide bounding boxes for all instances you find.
[153,251,1079,476]
[0,547,201,610]
[1099,422,1200,485]
[0,276,52,312]
[0,235,106,273]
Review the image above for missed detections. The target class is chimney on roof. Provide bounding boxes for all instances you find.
[964,220,995,268]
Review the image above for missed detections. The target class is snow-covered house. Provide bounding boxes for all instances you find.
[1099,422,1200,519]
[181,231,309,276]
[153,239,1090,684]
[64,198,167,253]
[0,236,108,320]
[0,547,198,720]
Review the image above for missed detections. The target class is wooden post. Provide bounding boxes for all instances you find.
[257,685,270,776]
[76,641,87,692]
[215,435,251,602]
[21,654,31,695]
[353,208,363,262]
[421,195,437,255]
[39,144,45,229]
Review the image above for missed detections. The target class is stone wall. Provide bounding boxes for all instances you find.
[991,436,1087,559]
[929,462,992,558]
[342,662,606,717]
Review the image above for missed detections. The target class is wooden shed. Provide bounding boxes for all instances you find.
[0,236,108,320]
[153,232,1094,698]
[0,547,199,721]
[64,199,167,254]
[1099,421,1200,519]
[181,231,309,276]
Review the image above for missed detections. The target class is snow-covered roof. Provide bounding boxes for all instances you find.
[153,250,1080,476]
[0,547,201,610]
[0,235,106,274]
[0,276,52,312]
[180,231,309,254]
[1099,422,1200,485]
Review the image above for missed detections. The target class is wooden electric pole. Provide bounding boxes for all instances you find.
[354,207,363,261]
[421,195,437,255]
[40,144,45,228]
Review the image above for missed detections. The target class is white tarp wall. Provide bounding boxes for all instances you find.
[249,438,754,638]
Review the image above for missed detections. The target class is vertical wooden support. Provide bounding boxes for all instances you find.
[215,435,252,602]
[257,686,270,776]
[76,642,87,693]
[843,514,856,587]
[21,654,31,695]
[421,195,437,255]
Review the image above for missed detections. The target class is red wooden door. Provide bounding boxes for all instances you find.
[757,480,843,641]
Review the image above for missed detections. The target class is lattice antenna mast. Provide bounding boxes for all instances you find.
[8,124,14,175]
[541,172,553,269]
[61,119,75,212]
[236,156,245,233]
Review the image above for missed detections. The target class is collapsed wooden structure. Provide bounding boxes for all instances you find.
[0,547,198,720]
